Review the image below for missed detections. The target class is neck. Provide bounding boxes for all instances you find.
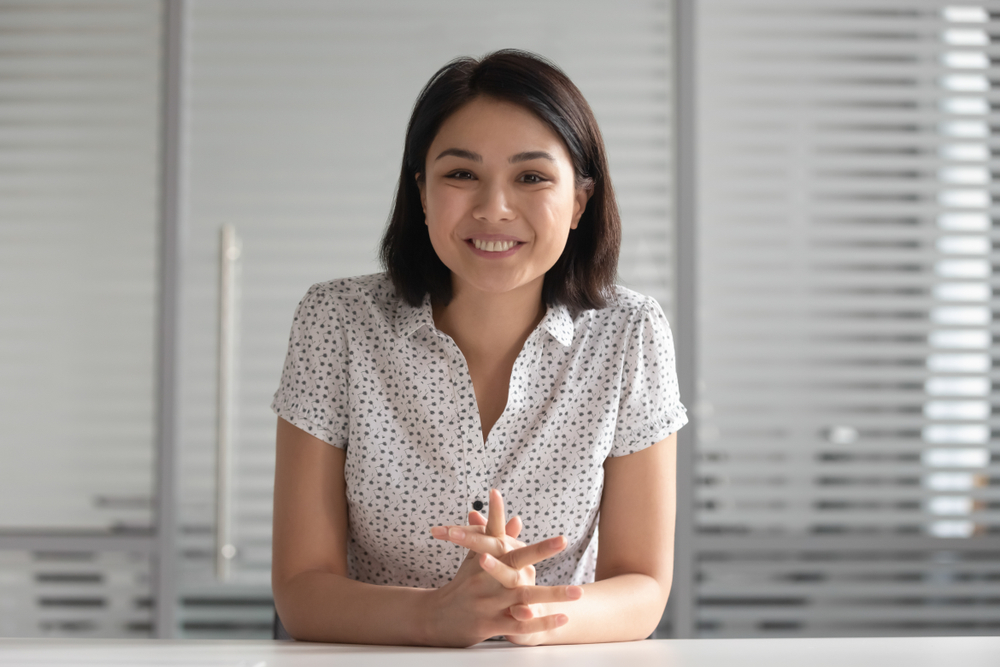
[432,279,546,360]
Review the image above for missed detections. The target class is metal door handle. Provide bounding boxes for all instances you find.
[215,224,241,580]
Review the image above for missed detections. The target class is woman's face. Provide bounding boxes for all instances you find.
[418,97,590,301]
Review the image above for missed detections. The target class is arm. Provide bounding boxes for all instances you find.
[271,417,432,644]
[540,431,677,643]
[272,417,578,646]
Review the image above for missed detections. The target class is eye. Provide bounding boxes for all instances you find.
[519,173,547,185]
[445,169,475,180]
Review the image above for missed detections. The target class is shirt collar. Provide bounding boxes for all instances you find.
[392,292,575,347]
[539,302,575,347]
[392,292,435,339]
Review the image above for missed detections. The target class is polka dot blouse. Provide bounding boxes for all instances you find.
[271,273,687,588]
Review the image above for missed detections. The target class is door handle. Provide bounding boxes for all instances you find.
[215,224,241,581]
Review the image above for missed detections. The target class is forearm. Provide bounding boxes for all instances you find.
[275,569,434,645]
[536,573,669,644]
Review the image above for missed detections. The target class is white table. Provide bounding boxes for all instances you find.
[1,636,997,667]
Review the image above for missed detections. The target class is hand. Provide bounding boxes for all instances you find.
[429,489,582,645]
[465,500,533,630]
[464,501,526,560]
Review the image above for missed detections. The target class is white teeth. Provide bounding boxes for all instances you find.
[473,239,516,252]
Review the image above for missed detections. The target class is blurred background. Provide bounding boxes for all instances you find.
[0,0,997,640]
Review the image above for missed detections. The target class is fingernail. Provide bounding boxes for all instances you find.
[482,553,495,568]
[448,527,466,539]
[567,586,583,600]
[430,526,447,538]
[556,614,569,625]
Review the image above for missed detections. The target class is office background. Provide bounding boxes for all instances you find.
[0,0,997,639]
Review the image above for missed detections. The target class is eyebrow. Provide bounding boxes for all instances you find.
[433,148,556,164]
[435,148,482,162]
[509,151,555,164]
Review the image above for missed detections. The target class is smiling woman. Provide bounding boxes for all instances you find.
[382,50,619,312]
[270,50,686,647]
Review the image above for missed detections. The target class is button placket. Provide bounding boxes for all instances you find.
[486,329,544,491]
[435,331,488,515]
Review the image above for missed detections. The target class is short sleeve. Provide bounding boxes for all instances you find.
[270,283,349,448]
[610,297,688,457]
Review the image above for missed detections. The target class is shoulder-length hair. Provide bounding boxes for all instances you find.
[379,49,621,311]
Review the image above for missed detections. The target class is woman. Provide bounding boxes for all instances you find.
[270,50,686,647]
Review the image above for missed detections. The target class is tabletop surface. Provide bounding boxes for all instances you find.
[0,635,998,667]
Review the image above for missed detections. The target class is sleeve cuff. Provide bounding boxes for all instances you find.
[610,405,688,458]
[271,395,346,449]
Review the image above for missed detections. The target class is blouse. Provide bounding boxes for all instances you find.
[271,273,687,588]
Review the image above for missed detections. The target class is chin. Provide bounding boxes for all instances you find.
[471,283,522,296]
[472,274,544,295]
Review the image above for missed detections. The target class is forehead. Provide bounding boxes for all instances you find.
[430,97,569,157]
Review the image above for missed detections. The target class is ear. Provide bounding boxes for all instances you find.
[415,173,427,218]
[570,182,593,230]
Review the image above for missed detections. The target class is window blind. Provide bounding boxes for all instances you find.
[0,0,161,531]
[693,0,1000,637]
[176,0,675,637]
[0,550,151,638]
[0,0,162,637]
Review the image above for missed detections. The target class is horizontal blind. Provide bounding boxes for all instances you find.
[0,0,161,639]
[0,550,151,638]
[178,0,673,637]
[0,0,160,531]
[695,0,1000,636]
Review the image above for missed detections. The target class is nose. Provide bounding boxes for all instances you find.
[472,179,515,223]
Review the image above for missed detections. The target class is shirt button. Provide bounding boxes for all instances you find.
[472,500,484,511]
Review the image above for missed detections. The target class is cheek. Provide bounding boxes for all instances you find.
[532,192,578,235]
[425,186,467,225]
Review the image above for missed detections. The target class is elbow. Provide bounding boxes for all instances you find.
[271,578,298,641]
[271,569,317,641]
[632,572,673,640]
[641,571,673,639]
[657,570,674,610]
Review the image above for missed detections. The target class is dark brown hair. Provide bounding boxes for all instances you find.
[379,49,621,310]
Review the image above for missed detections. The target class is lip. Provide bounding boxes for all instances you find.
[465,237,524,258]
[464,234,523,243]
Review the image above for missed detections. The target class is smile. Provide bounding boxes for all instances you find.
[471,239,519,252]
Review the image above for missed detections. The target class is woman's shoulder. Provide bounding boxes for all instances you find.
[572,284,663,324]
[611,284,661,313]
[298,272,398,307]
[294,273,406,326]
[557,286,668,350]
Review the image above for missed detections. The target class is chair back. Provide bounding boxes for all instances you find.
[273,611,293,640]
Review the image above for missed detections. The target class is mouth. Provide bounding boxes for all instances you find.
[470,238,521,253]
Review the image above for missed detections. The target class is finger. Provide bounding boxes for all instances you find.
[509,604,532,621]
[432,523,487,539]
[479,552,528,588]
[505,515,522,540]
[508,583,584,606]
[503,535,568,571]
[431,515,518,538]
[502,611,569,637]
[486,489,506,538]
[430,524,526,553]
[431,521,490,541]
[481,551,580,599]
[439,527,507,557]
